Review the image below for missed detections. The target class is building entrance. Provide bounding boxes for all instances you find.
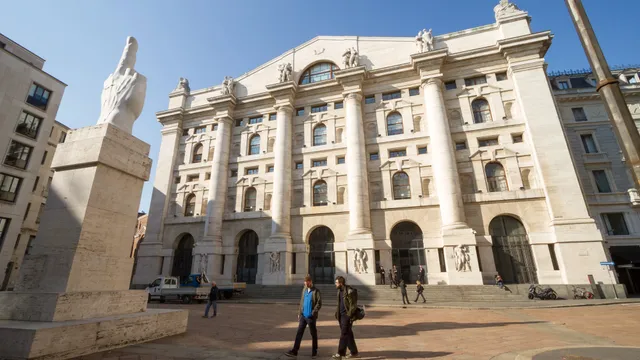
[390,221,425,283]
[308,226,335,284]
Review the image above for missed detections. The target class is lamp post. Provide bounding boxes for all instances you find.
[565,0,640,190]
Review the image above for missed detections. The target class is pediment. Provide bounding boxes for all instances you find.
[250,176,268,185]
[319,168,338,178]
[478,84,503,95]
[242,123,267,135]
[376,99,413,111]
[236,177,248,185]
[301,170,316,179]
[456,87,476,98]
[178,184,189,191]
[380,158,422,170]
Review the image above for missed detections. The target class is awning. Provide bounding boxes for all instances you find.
[609,246,640,265]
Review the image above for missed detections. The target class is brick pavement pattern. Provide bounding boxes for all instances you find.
[77,303,640,360]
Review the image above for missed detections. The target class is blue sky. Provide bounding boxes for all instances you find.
[2,0,638,212]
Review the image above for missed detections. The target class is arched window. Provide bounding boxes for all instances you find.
[184,193,196,216]
[313,180,328,206]
[392,172,411,199]
[248,135,260,155]
[486,162,508,192]
[244,187,257,212]
[386,112,404,136]
[313,124,327,146]
[472,98,492,123]
[299,62,339,85]
[192,143,203,163]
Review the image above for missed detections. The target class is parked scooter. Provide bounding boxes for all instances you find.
[572,286,594,299]
[528,284,558,300]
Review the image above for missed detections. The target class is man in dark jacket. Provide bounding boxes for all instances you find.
[418,265,426,284]
[414,280,426,303]
[285,275,322,358]
[379,265,386,285]
[332,276,359,359]
[399,279,410,305]
[203,281,219,318]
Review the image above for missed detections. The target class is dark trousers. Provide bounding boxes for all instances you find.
[415,292,426,302]
[401,291,410,304]
[380,274,385,285]
[292,316,317,354]
[419,275,425,284]
[338,314,358,356]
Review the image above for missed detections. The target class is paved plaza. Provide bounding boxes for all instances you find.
[78,302,640,360]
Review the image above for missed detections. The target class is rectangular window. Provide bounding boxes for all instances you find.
[572,107,588,122]
[417,146,428,155]
[628,76,638,84]
[212,124,218,131]
[245,167,259,175]
[235,119,244,127]
[592,170,612,193]
[312,159,327,167]
[496,72,508,81]
[382,91,401,101]
[175,176,181,184]
[205,172,211,180]
[58,131,67,143]
[445,81,457,90]
[389,149,407,158]
[512,134,523,143]
[41,151,47,165]
[15,111,43,139]
[334,101,344,109]
[369,152,379,161]
[581,134,598,153]
[602,213,630,235]
[0,217,10,248]
[364,95,375,104]
[464,75,487,86]
[455,141,467,150]
[291,253,297,274]
[548,244,560,271]
[186,174,199,182]
[295,161,303,170]
[478,138,499,147]
[24,203,31,221]
[296,108,305,116]
[45,177,52,195]
[311,104,328,113]
[194,126,206,134]
[182,129,189,136]
[32,176,40,192]
[36,203,45,224]
[26,235,36,255]
[26,83,51,110]
[267,165,275,173]
[4,140,33,169]
[438,248,447,272]
[409,87,420,96]
[269,113,277,121]
[337,156,345,164]
[0,173,22,202]
[220,254,225,275]
[0,41,5,49]
[248,116,263,124]
[230,169,238,177]
[558,81,570,90]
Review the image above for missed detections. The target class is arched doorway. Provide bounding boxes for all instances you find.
[172,234,194,279]
[308,226,335,284]
[236,230,258,284]
[390,222,425,283]
[490,215,538,284]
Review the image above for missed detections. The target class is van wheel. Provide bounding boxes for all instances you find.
[159,296,166,303]
[182,295,192,304]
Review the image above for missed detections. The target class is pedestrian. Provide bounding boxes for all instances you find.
[495,274,504,289]
[203,281,218,318]
[414,280,426,303]
[285,275,322,358]
[392,265,399,288]
[388,268,394,288]
[332,276,359,359]
[418,265,425,284]
[379,265,386,285]
[399,279,410,305]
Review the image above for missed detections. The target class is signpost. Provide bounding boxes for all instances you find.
[600,261,618,299]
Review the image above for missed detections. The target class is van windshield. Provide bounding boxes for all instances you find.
[150,279,161,287]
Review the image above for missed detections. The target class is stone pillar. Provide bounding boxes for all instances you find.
[0,124,187,359]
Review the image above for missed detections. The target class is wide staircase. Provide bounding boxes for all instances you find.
[243,284,525,303]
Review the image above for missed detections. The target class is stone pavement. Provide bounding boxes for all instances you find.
[76,302,640,360]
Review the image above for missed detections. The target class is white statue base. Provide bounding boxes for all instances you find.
[442,228,484,285]
[346,233,376,285]
[0,124,188,359]
[261,236,292,285]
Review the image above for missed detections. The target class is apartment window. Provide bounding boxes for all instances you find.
[0,41,5,49]
[386,112,404,136]
[296,108,305,116]
[36,203,45,224]
[194,126,206,134]
[186,174,199,182]
[601,213,629,235]
[4,140,33,169]
[409,87,420,96]
[486,162,508,192]
[337,156,345,164]
[496,72,508,81]
[389,149,407,158]
[45,177,52,195]
[334,101,344,110]
[369,152,379,161]
[205,172,211,180]
[558,81,570,90]
[478,138,499,147]
[245,167,259,175]
[382,91,401,101]
[248,135,261,155]
[244,187,257,211]
[191,143,203,163]
[26,83,51,110]
[464,75,487,86]
[417,146,428,155]
[212,124,218,131]
[312,159,327,167]
[267,165,274,173]
[572,107,588,122]
[175,176,181,184]
[58,131,67,143]
[311,104,328,113]
[230,170,238,177]
[235,119,244,127]
[248,116,263,125]
[184,194,196,216]
[32,176,40,192]
[512,134,523,143]
[581,134,598,153]
[313,124,327,146]
[455,141,467,150]
[392,172,411,200]
[438,248,447,272]
[592,170,612,193]
[364,95,375,104]
[26,235,36,255]
[548,244,560,271]
[41,151,48,165]
[445,81,457,90]
[24,203,31,221]
[15,112,43,139]
[0,173,22,202]
[0,218,10,248]
[295,161,303,170]
[182,129,189,136]
[472,98,492,123]
[299,62,339,84]
[313,180,328,206]
[269,113,277,121]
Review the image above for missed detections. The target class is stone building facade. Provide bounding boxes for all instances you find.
[133,1,629,289]
[0,33,67,290]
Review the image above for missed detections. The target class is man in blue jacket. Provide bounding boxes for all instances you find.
[285,275,322,358]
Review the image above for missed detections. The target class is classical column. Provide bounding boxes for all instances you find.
[270,104,294,240]
[422,78,467,230]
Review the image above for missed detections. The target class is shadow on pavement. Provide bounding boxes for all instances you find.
[355,350,454,359]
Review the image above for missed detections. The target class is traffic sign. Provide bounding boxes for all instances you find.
[600,261,615,266]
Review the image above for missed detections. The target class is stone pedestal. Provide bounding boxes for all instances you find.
[261,237,292,285]
[442,229,483,285]
[0,124,188,359]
